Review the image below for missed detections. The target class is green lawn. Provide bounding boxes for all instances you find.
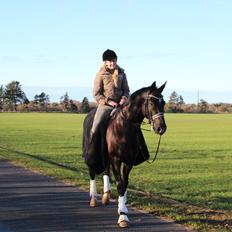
[0,112,232,231]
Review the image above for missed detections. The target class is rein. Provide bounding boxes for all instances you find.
[145,134,162,164]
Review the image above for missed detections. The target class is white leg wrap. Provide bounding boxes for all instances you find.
[118,194,128,215]
[124,191,127,203]
[118,214,129,224]
[103,175,111,193]
[90,179,97,198]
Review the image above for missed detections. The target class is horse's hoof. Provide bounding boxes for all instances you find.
[118,220,128,228]
[90,198,97,207]
[102,191,110,205]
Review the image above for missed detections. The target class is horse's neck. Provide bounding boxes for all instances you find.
[122,101,144,124]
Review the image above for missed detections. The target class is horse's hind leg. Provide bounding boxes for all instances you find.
[111,159,129,228]
[102,163,111,205]
[89,168,97,207]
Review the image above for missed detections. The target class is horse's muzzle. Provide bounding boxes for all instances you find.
[156,126,167,135]
[152,120,167,135]
[151,115,167,135]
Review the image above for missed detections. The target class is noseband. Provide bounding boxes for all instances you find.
[144,94,164,124]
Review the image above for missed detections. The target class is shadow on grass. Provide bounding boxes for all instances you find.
[0,146,87,174]
[177,218,232,231]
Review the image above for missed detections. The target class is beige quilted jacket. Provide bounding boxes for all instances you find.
[93,65,130,105]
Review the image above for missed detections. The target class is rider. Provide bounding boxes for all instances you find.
[91,49,130,137]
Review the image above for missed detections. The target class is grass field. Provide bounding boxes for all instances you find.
[0,112,232,231]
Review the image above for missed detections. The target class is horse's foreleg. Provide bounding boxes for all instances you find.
[111,159,129,227]
[122,164,132,205]
[102,164,111,205]
[89,168,97,207]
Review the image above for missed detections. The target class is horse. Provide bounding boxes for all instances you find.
[82,81,167,228]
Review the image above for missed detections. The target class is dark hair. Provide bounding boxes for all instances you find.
[102,49,117,61]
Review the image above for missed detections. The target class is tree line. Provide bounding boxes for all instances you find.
[166,91,232,113]
[0,81,96,113]
[0,81,231,113]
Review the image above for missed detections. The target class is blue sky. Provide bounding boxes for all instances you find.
[0,1,231,103]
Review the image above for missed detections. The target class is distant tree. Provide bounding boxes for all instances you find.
[167,91,185,112]
[60,92,70,112]
[168,91,179,105]
[34,92,49,109]
[4,81,28,111]
[81,97,90,113]
[69,100,78,112]
[198,99,209,113]
[0,85,4,110]
[178,95,185,105]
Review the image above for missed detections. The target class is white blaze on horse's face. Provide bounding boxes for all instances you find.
[147,94,167,135]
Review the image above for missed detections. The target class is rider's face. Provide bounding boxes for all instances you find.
[105,59,117,70]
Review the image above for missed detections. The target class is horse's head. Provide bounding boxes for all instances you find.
[143,81,167,135]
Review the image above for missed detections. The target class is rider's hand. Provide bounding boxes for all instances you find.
[108,100,118,108]
[119,97,127,106]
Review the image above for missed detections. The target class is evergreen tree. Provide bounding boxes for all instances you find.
[4,81,28,111]
[69,100,78,112]
[34,92,49,108]
[199,99,209,113]
[168,91,185,112]
[81,97,90,113]
[178,95,185,105]
[0,85,4,110]
[60,92,70,112]
[168,91,179,105]
[168,91,179,112]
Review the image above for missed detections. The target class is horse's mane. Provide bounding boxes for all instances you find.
[130,86,150,101]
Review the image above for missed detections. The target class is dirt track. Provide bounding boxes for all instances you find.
[0,160,193,232]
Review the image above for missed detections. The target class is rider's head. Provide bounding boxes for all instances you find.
[102,49,117,71]
[102,49,117,61]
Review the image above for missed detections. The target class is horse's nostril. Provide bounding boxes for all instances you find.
[157,126,166,135]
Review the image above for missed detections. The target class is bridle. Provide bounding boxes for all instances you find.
[143,93,164,164]
[144,94,164,124]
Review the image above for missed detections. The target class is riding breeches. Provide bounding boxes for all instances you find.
[91,104,113,134]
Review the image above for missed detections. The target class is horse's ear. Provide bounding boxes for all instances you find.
[150,81,156,90]
[158,81,167,93]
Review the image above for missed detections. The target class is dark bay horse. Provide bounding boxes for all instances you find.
[82,81,167,227]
